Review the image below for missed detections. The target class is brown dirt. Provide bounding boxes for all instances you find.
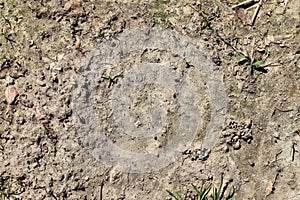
[0,0,299,199]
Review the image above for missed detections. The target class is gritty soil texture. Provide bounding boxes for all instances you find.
[0,0,300,199]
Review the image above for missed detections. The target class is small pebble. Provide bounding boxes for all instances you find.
[233,141,241,150]
[36,79,46,87]
[5,85,19,105]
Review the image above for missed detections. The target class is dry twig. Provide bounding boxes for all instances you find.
[251,0,263,25]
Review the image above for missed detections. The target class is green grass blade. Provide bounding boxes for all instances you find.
[236,54,246,59]
[217,174,224,199]
[191,183,201,195]
[224,189,235,200]
[166,189,184,200]
[191,183,212,200]
[200,184,212,200]
[212,187,217,200]
[252,60,264,66]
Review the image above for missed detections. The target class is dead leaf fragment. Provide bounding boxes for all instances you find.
[75,42,81,49]
[265,180,274,196]
[31,103,46,121]
[235,8,252,25]
[5,85,19,105]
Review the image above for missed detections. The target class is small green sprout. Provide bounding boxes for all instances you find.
[264,48,270,57]
[63,97,70,106]
[101,75,113,80]
[215,6,220,17]
[101,72,123,88]
[213,29,220,42]
[212,174,223,200]
[2,28,8,40]
[251,59,264,67]
[43,128,48,134]
[236,51,264,68]
[101,75,113,87]
[98,31,105,37]
[237,39,243,45]
[202,20,208,29]
[105,18,112,25]
[224,192,235,200]
[166,174,235,200]
[192,183,212,200]
[235,53,247,60]
[213,174,235,200]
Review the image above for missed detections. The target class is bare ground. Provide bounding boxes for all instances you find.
[0,0,300,199]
